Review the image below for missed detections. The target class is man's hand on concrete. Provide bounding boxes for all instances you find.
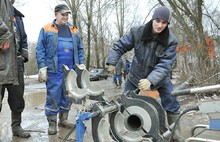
[38,66,48,83]
[107,65,115,74]
[138,79,151,91]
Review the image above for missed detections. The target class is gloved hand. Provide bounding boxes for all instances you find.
[38,66,48,83]
[107,65,115,74]
[78,64,86,70]
[138,79,151,91]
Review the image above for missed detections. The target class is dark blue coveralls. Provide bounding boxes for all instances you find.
[45,25,73,116]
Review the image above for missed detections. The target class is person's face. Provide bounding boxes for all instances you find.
[152,19,168,34]
[55,12,69,25]
[11,0,15,5]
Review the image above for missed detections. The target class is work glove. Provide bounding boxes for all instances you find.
[38,66,48,83]
[78,64,86,70]
[138,79,151,91]
[107,65,115,74]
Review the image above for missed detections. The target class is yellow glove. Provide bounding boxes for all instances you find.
[107,65,115,74]
[38,67,48,83]
[138,79,151,91]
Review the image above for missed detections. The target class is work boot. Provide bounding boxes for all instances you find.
[11,112,31,138]
[117,80,122,89]
[47,115,57,135]
[114,79,118,88]
[167,111,184,142]
[58,111,74,129]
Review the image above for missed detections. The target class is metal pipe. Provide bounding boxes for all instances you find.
[190,84,220,93]
[174,76,193,90]
[191,124,209,136]
[162,123,175,139]
[172,84,220,96]
[185,137,220,142]
[100,104,118,116]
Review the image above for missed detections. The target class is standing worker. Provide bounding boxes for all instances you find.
[0,0,30,138]
[113,58,125,89]
[36,4,85,135]
[123,59,131,81]
[106,6,183,141]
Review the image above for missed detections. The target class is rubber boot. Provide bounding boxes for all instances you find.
[167,111,184,142]
[47,115,57,135]
[58,111,74,129]
[117,80,122,89]
[114,79,118,88]
[11,112,31,138]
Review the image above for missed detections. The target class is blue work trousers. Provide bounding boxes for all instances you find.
[113,74,122,81]
[45,37,74,116]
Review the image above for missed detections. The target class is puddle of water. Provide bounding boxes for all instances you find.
[0,122,12,141]
[24,91,46,107]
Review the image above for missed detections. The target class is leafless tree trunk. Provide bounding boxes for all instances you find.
[115,0,125,37]
[84,0,95,69]
[95,0,114,69]
[158,0,220,86]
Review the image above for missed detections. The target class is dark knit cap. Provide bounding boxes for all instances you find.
[55,4,71,14]
[152,6,171,23]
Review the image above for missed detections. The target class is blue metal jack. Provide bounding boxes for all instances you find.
[76,112,97,142]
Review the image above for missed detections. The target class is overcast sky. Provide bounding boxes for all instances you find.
[14,0,220,42]
[14,0,58,42]
[14,0,152,42]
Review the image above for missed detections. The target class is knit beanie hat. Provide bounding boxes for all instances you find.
[152,6,171,23]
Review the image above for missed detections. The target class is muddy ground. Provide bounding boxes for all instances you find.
[0,75,219,142]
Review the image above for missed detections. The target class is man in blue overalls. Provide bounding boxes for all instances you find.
[36,4,85,135]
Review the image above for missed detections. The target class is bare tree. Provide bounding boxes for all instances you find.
[114,0,139,38]
[90,0,115,68]
[83,0,95,69]
[157,0,220,86]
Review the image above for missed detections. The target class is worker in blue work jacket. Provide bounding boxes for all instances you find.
[36,4,85,135]
[113,58,125,89]
[123,59,131,81]
[106,6,183,141]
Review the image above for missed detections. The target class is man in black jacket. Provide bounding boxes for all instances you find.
[1,0,30,138]
[106,6,183,141]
